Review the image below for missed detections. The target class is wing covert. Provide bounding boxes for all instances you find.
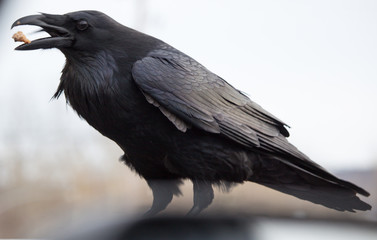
[132,49,289,149]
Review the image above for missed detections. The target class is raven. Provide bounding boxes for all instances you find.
[12,11,371,215]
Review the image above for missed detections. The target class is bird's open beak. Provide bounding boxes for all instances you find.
[11,13,73,50]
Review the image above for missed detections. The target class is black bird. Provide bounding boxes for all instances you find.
[12,11,371,215]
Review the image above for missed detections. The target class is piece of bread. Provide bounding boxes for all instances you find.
[12,31,31,44]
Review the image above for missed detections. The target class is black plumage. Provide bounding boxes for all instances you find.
[12,11,371,215]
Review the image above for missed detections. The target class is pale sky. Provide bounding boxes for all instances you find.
[1,0,376,171]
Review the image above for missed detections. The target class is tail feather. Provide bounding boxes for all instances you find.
[250,155,371,212]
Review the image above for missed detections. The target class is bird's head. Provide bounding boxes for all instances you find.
[11,11,124,52]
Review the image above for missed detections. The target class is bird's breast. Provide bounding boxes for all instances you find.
[60,51,175,145]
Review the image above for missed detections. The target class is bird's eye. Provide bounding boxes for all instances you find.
[76,20,89,31]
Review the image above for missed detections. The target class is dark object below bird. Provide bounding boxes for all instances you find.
[11,11,371,215]
[57,215,377,240]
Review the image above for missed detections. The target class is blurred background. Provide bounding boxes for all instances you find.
[0,0,376,238]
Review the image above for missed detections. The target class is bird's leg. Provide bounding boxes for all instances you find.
[144,179,182,217]
[186,180,214,216]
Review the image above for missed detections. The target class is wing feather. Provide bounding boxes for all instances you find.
[132,49,290,151]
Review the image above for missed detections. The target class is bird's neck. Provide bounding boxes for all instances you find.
[57,50,123,123]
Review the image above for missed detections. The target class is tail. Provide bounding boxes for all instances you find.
[249,155,371,212]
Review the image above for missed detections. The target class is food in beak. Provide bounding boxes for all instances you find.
[12,31,31,44]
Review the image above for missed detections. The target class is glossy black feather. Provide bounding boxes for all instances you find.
[133,48,290,147]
